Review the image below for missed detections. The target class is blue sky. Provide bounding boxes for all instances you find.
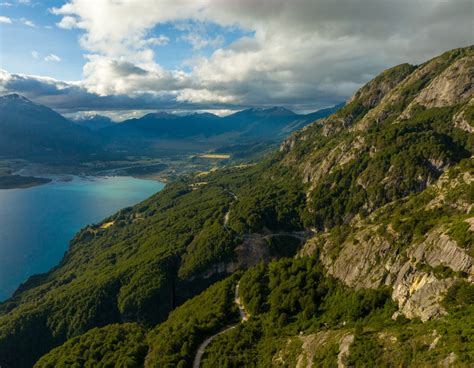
[0,0,472,117]
[0,0,84,80]
[0,1,250,81]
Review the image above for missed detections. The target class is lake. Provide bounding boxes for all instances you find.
[0,176,165,301]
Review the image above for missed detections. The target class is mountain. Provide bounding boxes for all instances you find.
[99,105,342,149]
[0,94,340,162]
[1,46,473,368]
[0,94,100,161]
[221,106,298,137]
[72,114,115,130]
[101,111,221,139]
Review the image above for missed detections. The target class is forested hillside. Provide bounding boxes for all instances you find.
[1,46,472,367]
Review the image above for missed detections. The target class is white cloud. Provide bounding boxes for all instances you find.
[181,33,224,50]
[141,35,170,47]
[81,55,183,96]
[31,50,39,59]
[56,15,78,29]
[177,21,225,50]
[0,15,12,23]
[0,2,13,7]
[20,17,35,27]
[9,0,474,111]
[44,54,61,62]
[0,69,183,115]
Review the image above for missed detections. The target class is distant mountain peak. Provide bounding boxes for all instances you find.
[76,114,113,122]
[267,106,295,113]
[0,94,47,112]
[153,112,174,118]
[72,114,115,130]
[236,106,297,117]
[246,106,294,114]
[1,93,32,102]
[87,114,109,120]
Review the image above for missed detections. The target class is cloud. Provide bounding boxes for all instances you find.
[80,55,186,96]
[56,15,78,29]
[44,54,61,62]
[20,17,35,27]
[0,2,12,7]
[0,16,12,23]
[177,21,225,50]
[181,33,224,50]
[31,50,39,59]
[8,0,474,112]
[0,69,202,116]
[1,16,36,27]
[141,35,170,47]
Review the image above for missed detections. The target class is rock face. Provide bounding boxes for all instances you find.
[412,231,473,273]
[193,231,311,281]
[300,138,365,184]
[314,227,394,289]
[411,56,474,109]
[352,48,473,130]
[302,181,473,321]
[453,99,474,133]
[272,330,352,368]
[304,225,473,321]
[337,334,354,368]
[347,63,416,109]
[390,229,473,321]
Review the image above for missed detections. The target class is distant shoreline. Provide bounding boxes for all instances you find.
[0,175,52,190]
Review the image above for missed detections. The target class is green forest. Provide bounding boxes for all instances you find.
[1,46,473,368]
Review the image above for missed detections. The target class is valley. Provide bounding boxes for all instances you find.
[0,46,472,367]
[0,98,339,189]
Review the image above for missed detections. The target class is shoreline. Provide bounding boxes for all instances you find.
[0,175,52,190]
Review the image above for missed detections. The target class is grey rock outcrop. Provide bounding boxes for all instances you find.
[303,217,473,321]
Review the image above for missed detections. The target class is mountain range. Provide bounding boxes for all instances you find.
[0,46,473,367]
[0,95,342,161]
[96,105,343,155]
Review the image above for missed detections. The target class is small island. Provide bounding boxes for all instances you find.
[0,175,52,189]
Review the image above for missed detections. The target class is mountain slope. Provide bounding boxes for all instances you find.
[0,46,472,368]
[99,105,341,150]
[0,94,100,161]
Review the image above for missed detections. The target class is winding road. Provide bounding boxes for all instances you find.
[223,190,238,233]
[192,282,248,368]
[193,190,248,367]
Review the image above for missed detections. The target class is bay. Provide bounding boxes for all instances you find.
[0,175,164,300]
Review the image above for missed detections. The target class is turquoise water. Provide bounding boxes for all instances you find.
[0,176,164,300]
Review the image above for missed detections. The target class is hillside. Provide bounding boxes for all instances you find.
[0,94,100,161]
[0,46,473,367]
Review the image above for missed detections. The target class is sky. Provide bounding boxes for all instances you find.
[0,0,472,119]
